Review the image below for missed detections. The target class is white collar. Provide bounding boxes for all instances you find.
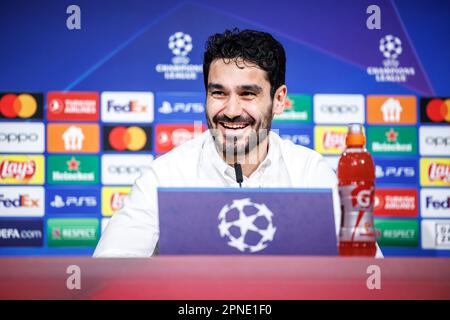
[203,130,277,180]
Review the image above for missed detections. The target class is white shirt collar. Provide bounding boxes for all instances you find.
[203,130,276,181]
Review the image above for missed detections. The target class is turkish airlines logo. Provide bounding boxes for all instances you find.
[419,126,450,156]
[313,94,364,124]
[47,123,99,153]
[103,125,152,152]
[374,189,418,217]
[0,93,43,119]
[47,92,99,121]
[101,92,154,123]
[420,97,450,123]
[0,122,45,153]
[155,124,205,153]
[367,95,416,124]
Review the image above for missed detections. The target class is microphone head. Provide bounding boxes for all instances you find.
[234,163,244,184]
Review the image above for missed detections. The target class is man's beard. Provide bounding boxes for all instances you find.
[207,105,273,164]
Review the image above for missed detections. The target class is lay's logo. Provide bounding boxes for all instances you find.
[101,187,131,216]
[420,158,450,186]
[0,155,44,184]
[314,126,347,154]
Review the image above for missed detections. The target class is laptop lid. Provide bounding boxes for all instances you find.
[157,188,338,255]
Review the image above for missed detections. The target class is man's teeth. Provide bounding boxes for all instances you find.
[221,122,249,129]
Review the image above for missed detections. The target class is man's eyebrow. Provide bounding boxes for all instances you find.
[207,83,225,90]
[238,84,263,93]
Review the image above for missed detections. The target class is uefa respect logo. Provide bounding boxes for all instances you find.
[366,34,415,83]
[155,32,203,80]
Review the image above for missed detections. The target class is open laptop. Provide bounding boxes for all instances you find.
[157,188,338,255]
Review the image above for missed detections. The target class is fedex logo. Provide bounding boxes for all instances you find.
[374,158,417,184]
[426,197,450,209]
[421,189,450,218]
[0,187,44,217]
[101,92,154,123]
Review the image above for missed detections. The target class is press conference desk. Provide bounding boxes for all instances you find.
[0,256,449,300]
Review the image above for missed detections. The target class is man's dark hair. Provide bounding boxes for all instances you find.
[203,28,286,98]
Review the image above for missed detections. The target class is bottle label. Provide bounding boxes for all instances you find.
[339,183,376,242]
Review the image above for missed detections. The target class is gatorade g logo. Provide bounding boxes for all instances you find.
[351,185,374,209]
[0,93,43,119]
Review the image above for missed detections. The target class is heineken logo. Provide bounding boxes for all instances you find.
[368,127,417,155]
[47,155,99,184]
[273,94,311,123]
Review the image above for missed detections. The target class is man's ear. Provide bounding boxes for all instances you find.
[272,85,287,116]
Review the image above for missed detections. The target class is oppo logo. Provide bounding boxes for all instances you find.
[108,165,151,175]
[0,132,39,142]
[425,136,450,146]
[320,104,358,114]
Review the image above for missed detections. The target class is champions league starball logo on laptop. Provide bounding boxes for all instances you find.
[367,34,415,83]
[155,31,202,80]
[218,198,277,253]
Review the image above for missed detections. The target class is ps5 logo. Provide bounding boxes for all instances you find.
[158,101,204,114]
[280,134,311,146]
[50,195,97,208]
[376,166,415,178]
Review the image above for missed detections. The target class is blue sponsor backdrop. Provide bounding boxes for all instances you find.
[0,0,449,256]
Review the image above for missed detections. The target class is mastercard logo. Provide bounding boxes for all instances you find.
[0,93,43,119]
[103,125,152,152]
[425,99,450,122]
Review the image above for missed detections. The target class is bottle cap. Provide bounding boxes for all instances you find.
[346,123,365,147]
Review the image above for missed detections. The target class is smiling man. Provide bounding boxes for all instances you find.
[94,29,381,257]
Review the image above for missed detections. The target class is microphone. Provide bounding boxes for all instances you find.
[234,163,243,188]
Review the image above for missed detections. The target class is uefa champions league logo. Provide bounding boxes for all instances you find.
[155,31,202,80]
[367,34,414,83]
[218,198,277,253]
[379,34,402,60]
[168,32,193,64]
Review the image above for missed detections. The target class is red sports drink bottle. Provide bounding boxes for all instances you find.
[338,124,377,256]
